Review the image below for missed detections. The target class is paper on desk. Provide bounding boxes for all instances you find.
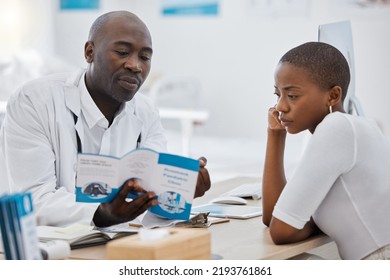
[93,213,175,233]
[94,222,140,233]
[129,211,229,229]
[221,182,262,200]
[55,223,93,234]
[87,213,185,234]
[37,224,95,241]
[133,212,181,229]
[96,210,229,233]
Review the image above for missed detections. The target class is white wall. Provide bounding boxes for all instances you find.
[52,0,390,140]
[0,0,60,101]
[0,0,55,55]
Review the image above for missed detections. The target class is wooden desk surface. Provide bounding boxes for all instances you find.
[68,176,332,260]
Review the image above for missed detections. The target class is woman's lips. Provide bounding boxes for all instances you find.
[280,118,292,126]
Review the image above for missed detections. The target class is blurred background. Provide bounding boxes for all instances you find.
[1,0,389,182]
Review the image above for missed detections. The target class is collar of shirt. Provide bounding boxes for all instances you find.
[79,74,109,129]
[76,72,139,155]
[78,74,136,129]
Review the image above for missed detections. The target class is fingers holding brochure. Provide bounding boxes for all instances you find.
[194,156,211,198]
[93,179,157,228]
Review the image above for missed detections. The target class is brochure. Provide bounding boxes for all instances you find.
[0,193,42,259]
[75,148,200,221]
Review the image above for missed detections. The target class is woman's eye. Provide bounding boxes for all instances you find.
[273,92,280,100]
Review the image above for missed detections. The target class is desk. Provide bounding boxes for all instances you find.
[68,176,332,260]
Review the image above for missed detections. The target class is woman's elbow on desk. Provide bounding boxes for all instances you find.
[269,228,293,245]
[269,217,315,245]
[269,220,291,245]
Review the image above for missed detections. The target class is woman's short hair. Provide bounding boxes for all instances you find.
[279,42,351,101]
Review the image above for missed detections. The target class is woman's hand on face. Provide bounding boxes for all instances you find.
[268,106,285,131]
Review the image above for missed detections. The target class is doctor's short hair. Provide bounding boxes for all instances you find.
[279,42,350,102]
[88,11,144,41]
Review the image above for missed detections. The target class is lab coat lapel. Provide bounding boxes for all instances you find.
[64,69,84,152]
[64,69,84,115]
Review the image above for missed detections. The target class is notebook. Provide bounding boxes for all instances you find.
[37,223,138,249]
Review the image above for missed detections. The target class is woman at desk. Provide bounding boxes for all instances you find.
[262,42,390,260]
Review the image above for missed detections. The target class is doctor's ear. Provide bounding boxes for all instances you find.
[84,41,94,63]
[328,86,343,107]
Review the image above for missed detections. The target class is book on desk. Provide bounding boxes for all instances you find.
[37,223,138,249]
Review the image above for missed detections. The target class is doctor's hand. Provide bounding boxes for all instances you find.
[268,106,286,131]
[92,179,157,227]
[194,156,211,198]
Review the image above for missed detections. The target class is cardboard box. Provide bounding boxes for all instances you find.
[106,228,211,260]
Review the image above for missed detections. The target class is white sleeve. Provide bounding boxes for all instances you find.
[2,87,97,226]
[273,114,356,229]
[3,89,57,192]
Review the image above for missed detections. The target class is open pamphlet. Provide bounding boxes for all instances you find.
[75,148,200,221]
[37,223,138,249]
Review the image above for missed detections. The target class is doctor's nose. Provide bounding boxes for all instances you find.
[124,56,142,73]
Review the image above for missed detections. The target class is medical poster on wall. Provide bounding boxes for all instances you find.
[60,0,100,10]
[162,0,219,16]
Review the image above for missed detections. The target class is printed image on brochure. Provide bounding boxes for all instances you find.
[75,148,200,221]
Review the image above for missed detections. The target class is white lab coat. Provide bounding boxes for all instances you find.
[0,69,167,226]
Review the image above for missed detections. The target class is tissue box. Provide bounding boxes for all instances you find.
[106,228,211,260]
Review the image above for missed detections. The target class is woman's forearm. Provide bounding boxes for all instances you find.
[262,128,287,226]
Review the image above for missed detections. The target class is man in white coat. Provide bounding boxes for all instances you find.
[0,11,211,227]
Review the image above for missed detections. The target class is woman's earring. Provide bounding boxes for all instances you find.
[329,105,333,114]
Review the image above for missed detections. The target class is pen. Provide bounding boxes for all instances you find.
[136,133,141,149]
